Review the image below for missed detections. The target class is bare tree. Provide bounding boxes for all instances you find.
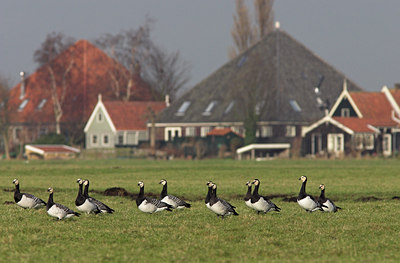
[34,32,75,134]
[229,0,255,59]
[0,75,11,159]
[95,19,153,101]
[142,45,190,101]
[254,0,274,39]
[34,32,75,68]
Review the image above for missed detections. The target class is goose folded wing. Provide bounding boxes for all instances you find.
[168,195,188,206]
[25,193,46,204]
[88,197,114,212]
[55,203,75,214]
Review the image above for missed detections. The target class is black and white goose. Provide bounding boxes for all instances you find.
[12,179,46,209]
[46,187,80,220]
[75,179,100,214]
[159,179,191,209]
[83,179,114,214]
[205,181,214,210]
[250,179,281,214]
[318,184,341,212]
[209,183,239,218]
[136,181,173,214]
[297,176,323,212]
[244,181,254,209]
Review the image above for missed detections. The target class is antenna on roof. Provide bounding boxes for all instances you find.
[19,71,25,100]
[98,93,102,102]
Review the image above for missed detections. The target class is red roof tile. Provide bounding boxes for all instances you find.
[8,40,157,126]
[103,101,166,130]
[332,117,378,133]
[207,128,242,137]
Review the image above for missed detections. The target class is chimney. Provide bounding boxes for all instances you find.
[19,71,25,100]
[275,21,280,30]
[165,94,170,107]
[394,83,400,90]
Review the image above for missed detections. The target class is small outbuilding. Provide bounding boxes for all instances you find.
[25,145,81,160]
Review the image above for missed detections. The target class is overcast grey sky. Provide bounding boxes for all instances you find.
[1,1,399,92]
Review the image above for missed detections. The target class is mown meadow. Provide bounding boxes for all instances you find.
[1,158,400,263]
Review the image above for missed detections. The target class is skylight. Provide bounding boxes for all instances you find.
[202,101,217,116]
[289,100,301,112]
[224,101,235,114]
[18,99,29,111]
[176,101,191,116]
[36,99,47,110]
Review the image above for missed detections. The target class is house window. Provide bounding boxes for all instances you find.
[202,101,217,116]
[165,127,181,141]
[118,135,124,145]
[97,112,103,123]
[224,101,235,114]
[176,101,191,116]
[36,99,47,110]
[383,134,392,156]
[341,108,350,117]
[289,100,301,112]
[364,134,374,150]
[327,133,344,153]
[355,134,363,150]
[201,127,211,137]
[185,127,195,137]
[285,125,296,137]
[18,99,29,111]
[39,127,47,136]
[92,135,98,145]
[103,134,109,145]
[261,126,273,137]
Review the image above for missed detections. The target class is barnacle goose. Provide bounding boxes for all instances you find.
[12,179,46,209]
[83,179,114,214]
[250,179,281,214]
[205,181,214,209]
[244,181,254,209]
[159,179,191,209]
[136,181,173,213]
[75,179,100,214]
[209,183,239,218]
[318,184,342,212]
[46,187,80,220]
[297,176,324,212]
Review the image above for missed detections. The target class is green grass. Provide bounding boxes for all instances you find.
[1,159,400,262]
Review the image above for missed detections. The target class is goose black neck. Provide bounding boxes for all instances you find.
[83,183,89,197]
[253,184,260,196]
[136,186,145,206]
[205,186,212,203]
[320,189,326,199]
[300,180,307,194]
[246,186,252,196]
[15,184,20,193]
[138,186,144,198]
[160,184,168,198]
[77,184,83,197]
[47,192,54,210]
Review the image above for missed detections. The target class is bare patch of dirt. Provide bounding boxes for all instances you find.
[4,201,14,205]
[355,196,382,202]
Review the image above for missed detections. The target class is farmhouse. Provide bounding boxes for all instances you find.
[302,85,400,157]
[6,39,156,152]
[153,27,362,157]
[84,95,166,149]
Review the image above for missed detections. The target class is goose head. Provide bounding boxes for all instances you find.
[12,179,19,185]
[206,181,213,187]
[245,181,252,187]
[83,179,89,186]
[77,178,83,184]
[299,176,307,182]
[159,179,167,186]
[47,187,54,194]
[138,181,144,188]
[212,183,217,190]
[319,184,325,190]
[252,179,260,186]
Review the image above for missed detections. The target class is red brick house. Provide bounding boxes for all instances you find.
[7,39,157,152]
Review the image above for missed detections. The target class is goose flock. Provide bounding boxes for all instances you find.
[11,176,341,220]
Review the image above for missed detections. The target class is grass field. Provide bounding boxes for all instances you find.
[1,158,400,263]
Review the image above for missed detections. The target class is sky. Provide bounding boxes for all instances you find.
[1,1,399,92]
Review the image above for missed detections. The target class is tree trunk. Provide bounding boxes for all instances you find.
[2,131,10,160]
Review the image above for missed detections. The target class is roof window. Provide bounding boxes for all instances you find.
[237,55,247,68]
[18,99,29,111]
[224,101,235,114]
[289,100,301,112]
[176,101,191,116]
[36,99,47,110]
[202,101,217,116]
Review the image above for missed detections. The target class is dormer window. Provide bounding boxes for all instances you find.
[341,108,350,117]
[176,101,191,116]
[18,99,29,111]
[202,101,217,116]
[36,99,47,110]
